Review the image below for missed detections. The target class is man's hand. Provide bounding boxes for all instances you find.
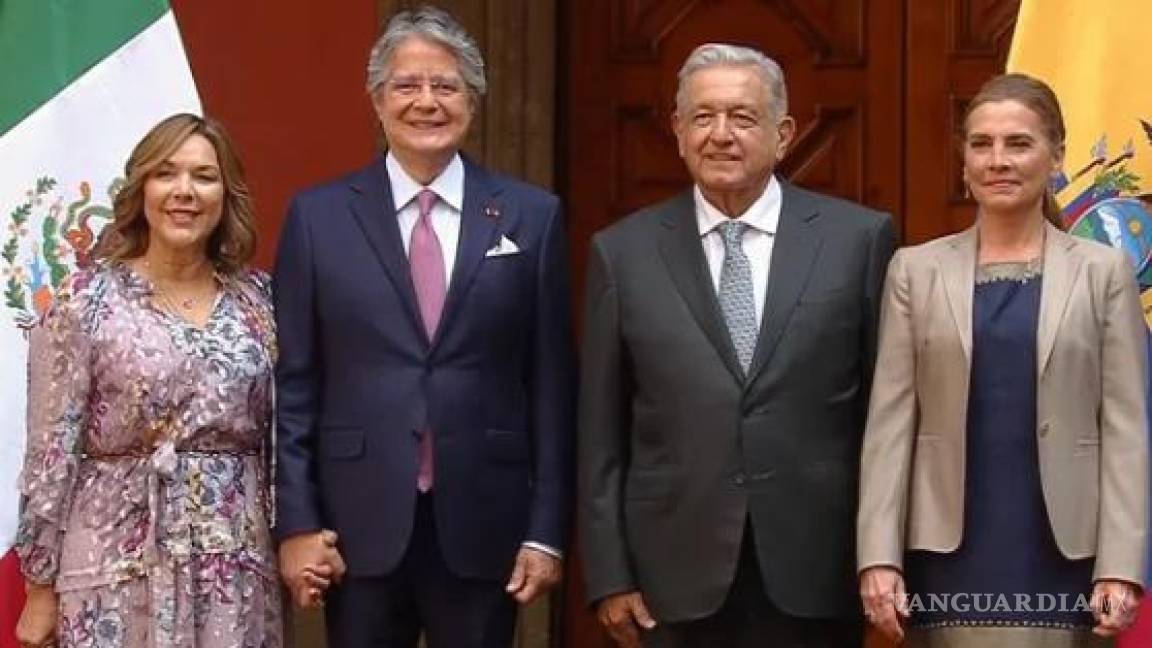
[596,591,656,648]
[278,529,347,609]
[504,546,562,605]
[859,566,908,643]
[1091,579,1140,637]
[16,582,57,648]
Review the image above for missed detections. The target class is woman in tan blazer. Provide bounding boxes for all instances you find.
[857,74,1148,648]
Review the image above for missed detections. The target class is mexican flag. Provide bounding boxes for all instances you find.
[1009,1,1152,645]
[0,1,199,644]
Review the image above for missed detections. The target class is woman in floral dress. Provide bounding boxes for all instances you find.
[15,113,282,647]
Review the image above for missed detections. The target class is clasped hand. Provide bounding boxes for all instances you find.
[278,529,347,609]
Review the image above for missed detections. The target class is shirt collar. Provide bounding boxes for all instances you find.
[695,175,782,237]
[385,152,465,213]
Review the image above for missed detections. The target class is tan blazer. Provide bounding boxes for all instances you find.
[857,222,1149,585]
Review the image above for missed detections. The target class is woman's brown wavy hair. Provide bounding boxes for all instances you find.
[97,113,256,273]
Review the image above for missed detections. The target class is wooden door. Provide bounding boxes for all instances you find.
[559,1,1019,646]
[904,0,1020,243]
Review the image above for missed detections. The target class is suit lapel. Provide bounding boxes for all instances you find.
[745,184,822,384]
[657,192,744,384]
[347,158,426,343]
[433,158,500,351]
[1037,224,1081,375]
[939,226,977,363]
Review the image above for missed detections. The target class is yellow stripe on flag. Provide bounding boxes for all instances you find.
[1008,0,1152,194]
[1009,0,1152,331]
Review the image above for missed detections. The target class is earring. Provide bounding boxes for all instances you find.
[963,181,970,199]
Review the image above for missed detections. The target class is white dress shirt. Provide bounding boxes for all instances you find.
[695,175,782,328]
[386,152,563,561]
[387,152,464,286]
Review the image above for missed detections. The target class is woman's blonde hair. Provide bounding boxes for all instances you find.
[97,113,257,273]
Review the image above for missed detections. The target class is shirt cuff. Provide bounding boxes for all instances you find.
[521,541,563,560]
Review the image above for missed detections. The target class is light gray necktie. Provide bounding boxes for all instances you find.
[716,220,757,373]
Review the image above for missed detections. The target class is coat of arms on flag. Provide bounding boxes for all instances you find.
[1056,124,1152,296]
[2,178,119,330]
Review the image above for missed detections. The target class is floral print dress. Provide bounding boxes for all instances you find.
[16,262,282,647]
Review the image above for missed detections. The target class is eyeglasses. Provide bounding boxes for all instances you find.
[386,75,465,98]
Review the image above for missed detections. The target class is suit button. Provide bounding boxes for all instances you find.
[733,473,746,486]
[1038,422,1050,437]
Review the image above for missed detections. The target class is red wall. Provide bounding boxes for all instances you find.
[170,2,381,269]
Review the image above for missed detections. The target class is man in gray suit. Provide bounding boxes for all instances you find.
[579,43,895,647]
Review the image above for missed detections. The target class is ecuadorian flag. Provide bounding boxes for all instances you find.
[1009,1,1152,645]
[0,2,200,646]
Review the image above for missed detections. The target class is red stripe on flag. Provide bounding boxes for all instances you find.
[0,549,23,648]
[1120,595,1152,648]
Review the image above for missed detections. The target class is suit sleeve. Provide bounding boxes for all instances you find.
[578,234,637,603]
[857,249,917,572]
[524,199,577,552]
[273,198,324,540]
[1093,251,1149,586]
[861,214,897,410]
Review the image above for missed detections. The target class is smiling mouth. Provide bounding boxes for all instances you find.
[166,209,200,223]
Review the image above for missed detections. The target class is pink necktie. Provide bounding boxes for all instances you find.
[411,188,444,491]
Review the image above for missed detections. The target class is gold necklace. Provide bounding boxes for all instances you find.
[141,261,217,313]
[156,287,199,310]
[153,281,212,316]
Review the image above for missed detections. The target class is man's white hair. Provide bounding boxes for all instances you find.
[675,43,788,118]
[366,5,487,99]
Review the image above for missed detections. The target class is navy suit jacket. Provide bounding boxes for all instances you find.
[273,156,575,581]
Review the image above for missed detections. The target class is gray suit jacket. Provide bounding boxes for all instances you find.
[857,223,1149,585]
[579,181,894,621]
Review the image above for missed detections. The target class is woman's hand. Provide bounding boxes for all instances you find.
[1091,579,1141,637]
[860,566,908,642]
[279,529,345,609]
[15,582,57,648]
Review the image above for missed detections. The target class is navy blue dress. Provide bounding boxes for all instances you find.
[905,260,1096,631]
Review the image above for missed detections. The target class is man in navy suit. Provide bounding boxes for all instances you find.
[273,7,575,647]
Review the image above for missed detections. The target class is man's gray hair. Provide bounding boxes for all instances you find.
[675,43,788,118]
[366,6,487,98]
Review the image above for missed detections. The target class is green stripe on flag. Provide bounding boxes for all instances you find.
[0,0,170,136]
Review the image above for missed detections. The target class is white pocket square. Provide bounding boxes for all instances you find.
[485,235,521,257]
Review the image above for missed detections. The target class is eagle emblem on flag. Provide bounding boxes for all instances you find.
[1056,120,1152,280]
[1054,118,1152,329]
[1,177,118,329]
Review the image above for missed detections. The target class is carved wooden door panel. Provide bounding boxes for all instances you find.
[904,0,1019,243]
